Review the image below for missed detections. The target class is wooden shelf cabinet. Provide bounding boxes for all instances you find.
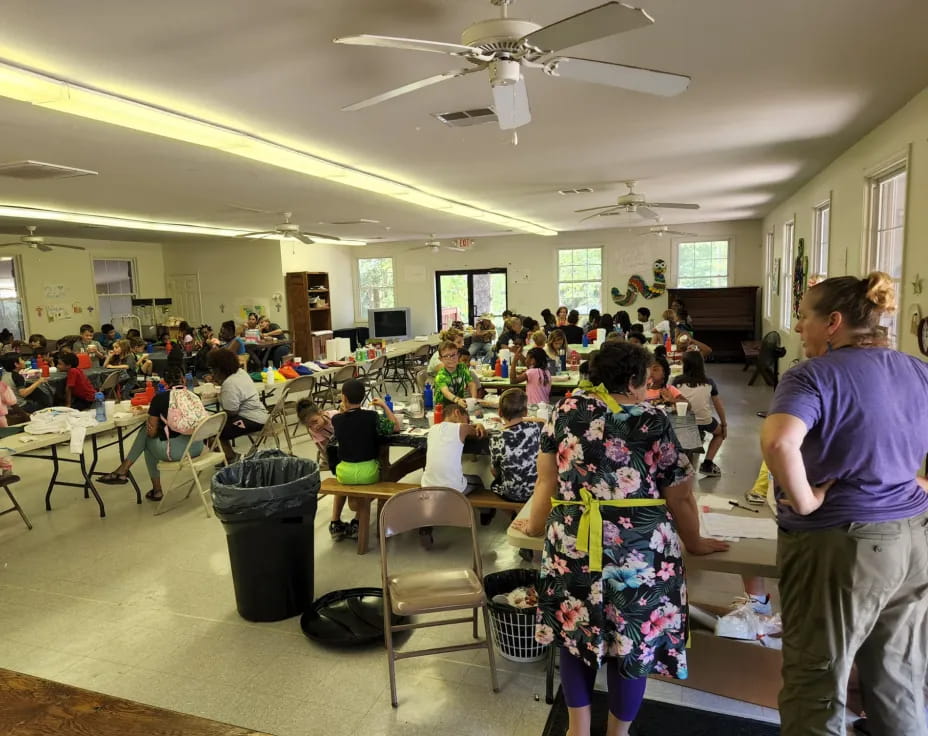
[285,271,332,361]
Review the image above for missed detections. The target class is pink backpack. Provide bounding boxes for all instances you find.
[163,387,209,458]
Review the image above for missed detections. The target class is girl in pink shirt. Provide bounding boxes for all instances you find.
[510,347,551,405]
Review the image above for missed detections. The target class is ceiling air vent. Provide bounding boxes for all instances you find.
[432,108,498,127]
[0,160,98,180]
[558,187,594,196]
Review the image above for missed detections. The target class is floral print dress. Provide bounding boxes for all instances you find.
[535,394,693,678]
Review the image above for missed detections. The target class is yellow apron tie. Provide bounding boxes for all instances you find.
[551,487,666,572]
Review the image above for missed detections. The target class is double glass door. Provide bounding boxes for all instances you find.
[435,269,507,331]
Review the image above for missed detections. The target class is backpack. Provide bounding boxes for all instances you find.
[164,386,209,438]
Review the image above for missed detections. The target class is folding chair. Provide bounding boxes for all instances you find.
[246,399,290,455]
[360,355,387,402]
[155,412,227,517]
[276,375,316,449]
[380,486,499,707]
[0,475,32,530]
[320,365,356,408]
[98,370,122,399]
[414,369,430,394]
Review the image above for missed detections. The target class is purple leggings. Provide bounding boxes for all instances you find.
[560,648,648,721]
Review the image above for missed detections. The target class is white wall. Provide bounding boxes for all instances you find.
[16,237,165,339]
[762,84,928,362]
[279,240,355,330]
[354,220,763,336]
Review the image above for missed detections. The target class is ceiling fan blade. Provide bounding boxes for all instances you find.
[237,230,278,238]
[334,34,477,57]
[492,78,531,130]
[342,67,482,111]
[521,2,652,54]
[37,243,53,252]
[299,231,343,241]
[581,210,618,222]
[637,206,660,220]
[293,233,316,245]
[0,242,20,247]
[548,57,690,96]
[647,202,701,209]
[574,204,622,213]
[47,243,86,250]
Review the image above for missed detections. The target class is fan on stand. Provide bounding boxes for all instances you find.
[335,0,690,130]
[0,226,86,252]
[234,210,347,244]
[577,181,700,222]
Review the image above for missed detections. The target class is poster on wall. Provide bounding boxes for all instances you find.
[238,304,267,322]
[44,304,70,323]
[43,284,66,299]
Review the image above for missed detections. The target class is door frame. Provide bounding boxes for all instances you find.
[434,268,508,331]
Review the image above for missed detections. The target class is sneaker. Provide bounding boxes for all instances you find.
[744,488,767,505]
[699,460,721,477]
[347,518,360,540]
[329,520,347,541]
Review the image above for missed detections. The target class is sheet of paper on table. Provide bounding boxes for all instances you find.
[701,511,778,540]
[697,494,739,512]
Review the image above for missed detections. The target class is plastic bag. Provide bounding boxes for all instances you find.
[212,449,319,522]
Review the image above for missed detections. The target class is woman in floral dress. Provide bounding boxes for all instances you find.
[514,342,727,736]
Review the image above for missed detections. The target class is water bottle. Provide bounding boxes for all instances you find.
[185,372,194,390]
[94,392,106,422]
[581,332,589,348]
[30,358,37,369]
[423,382,433,410]
[265,362,275,384]
[384,393,393,411]
[501,359,509,379]
[559,349,567,372]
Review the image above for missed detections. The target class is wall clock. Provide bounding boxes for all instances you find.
[918,316,928,356]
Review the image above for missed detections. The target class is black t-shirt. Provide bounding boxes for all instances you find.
[261,323,281,334]
[148,391,182,438]
[561,325,585,344]
[331,409,379,463]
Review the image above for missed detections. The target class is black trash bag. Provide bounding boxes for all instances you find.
[212,449,319,522]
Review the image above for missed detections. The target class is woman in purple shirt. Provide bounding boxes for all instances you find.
[762,272,928,736]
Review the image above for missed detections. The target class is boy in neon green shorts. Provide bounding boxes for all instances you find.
[329,378,399,540]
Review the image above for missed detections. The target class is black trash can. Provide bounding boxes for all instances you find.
[212,449,320,622]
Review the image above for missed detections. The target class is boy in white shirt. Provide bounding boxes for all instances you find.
[419,403,486,548]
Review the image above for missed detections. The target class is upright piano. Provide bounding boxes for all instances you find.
[667,286,760,362]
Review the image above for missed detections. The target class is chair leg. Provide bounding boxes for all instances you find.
[383,591,399,708]
[481,605,500,693]
[472,607,479,639]
[155,466,185,516]
[191,467,212,518]
[3,485,32,530]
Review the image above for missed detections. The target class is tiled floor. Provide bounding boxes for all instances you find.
[0,364,790,735]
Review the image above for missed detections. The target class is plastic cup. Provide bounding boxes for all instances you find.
[104,400,116,418]
[675,402,688,417]
[465,398,477,413]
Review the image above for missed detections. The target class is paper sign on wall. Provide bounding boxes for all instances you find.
[43,284,66,299]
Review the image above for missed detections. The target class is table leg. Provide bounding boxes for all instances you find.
[356,499,371,555]
[85,435,100,499]
[80,453,106,518]
[379,446,427,483]
[45,445,60,511]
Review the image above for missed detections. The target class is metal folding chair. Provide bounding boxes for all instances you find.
[0,475,32,530]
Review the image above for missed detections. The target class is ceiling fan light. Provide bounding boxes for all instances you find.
[489,59,521,87]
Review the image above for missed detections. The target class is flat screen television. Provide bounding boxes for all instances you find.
[368,307,412,341]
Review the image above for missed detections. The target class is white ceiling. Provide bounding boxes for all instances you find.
[0,0,926,243]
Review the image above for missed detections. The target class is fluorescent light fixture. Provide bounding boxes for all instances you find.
[0,205,367,245]
[0,61,558,236]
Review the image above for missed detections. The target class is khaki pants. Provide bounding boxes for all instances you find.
[778,513,928,736]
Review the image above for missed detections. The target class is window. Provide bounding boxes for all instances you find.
[557,248,602,314]
[867,165,907,346]
[763,231,775,319]
[781,221,795,331]
[811,201,831,281]
[0,257,24,339]
[94,259,135,327]
[357,257,395,315]
[675,240,729,288]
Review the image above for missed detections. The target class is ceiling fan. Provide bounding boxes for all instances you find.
[576,181,700,221]
[639,224,697,238]
[0,225,86,252]
[235,211,347,244]
[411,237,477,253]
[334,0,690,131]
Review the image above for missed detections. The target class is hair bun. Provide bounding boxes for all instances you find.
[864,271,896,313]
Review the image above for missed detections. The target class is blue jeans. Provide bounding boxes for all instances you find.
[469,340,491,358]
[126,431,204,479]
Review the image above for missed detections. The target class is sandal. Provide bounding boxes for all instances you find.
[144,489,163,501]
[98,472,128,485]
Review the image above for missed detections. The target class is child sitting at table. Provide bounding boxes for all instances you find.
[671,350,727,477]
[1,354,48,413]
[103,339,134,370]
[427,328,463,376]
[509,346,551,406]
[489,388,544,504]
[329,379,400,541]
[296,399,337,471]
[129,338,153,376]
[434,339,478,408]
[58,352,96,410]
[419,402,486,549]
[646,354,685,404]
